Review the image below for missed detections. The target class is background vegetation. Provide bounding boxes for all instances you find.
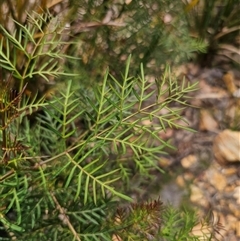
[0,0,239,240]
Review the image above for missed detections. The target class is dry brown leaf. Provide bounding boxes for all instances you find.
[112,234,122,241]
[191,222,212,239]
[46,0,63,9]
[223,72,237,94]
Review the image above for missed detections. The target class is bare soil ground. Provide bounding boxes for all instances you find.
[169,64,239,240]
[142,63,240,240]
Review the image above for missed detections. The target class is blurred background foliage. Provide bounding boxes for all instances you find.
[0,0,208,90]
[183,0,240,68]
[1,0,239,92]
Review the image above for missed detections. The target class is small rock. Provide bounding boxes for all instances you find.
[233,186,240,204]
[176,175,185,187]
[199,109,218,132]
[233,88,240,98]
[206,169,227,191]
[225,184,235,192]
[181,154,198,169]
[176,172,194,188]
[228,202,240,218]
[163,13,173,24]
[190,185,203,202]
[237,220,240,237]
[226,215,240,237]
[213,129,240,165]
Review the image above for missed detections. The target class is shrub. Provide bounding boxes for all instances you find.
[0,11,221,241]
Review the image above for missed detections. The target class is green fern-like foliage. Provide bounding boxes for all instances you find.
[112,199,163,240]
[159,207,224,241]
[0,10,76,96]
[0,11,220,241]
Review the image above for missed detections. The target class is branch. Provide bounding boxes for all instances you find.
[50,192,81,241]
